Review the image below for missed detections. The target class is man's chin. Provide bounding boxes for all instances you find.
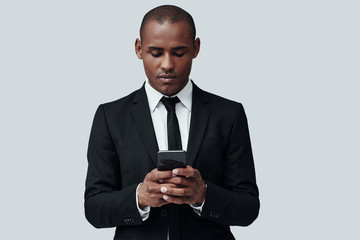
[158,87,179,96]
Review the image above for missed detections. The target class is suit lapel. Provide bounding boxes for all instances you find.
[187,83,210,166]
[131,85,159,167]
[131,83,210,168]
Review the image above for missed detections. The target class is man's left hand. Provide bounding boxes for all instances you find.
[159,165,206,205]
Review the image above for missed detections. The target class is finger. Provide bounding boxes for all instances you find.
[146,184,162,193]
[149,197,169,208]
[146,183,179,193]
[147,169,173,182]
[172,166,197,178]
[161,176,191,186]
[161,186,192,197]
[163,194,191,205]
[138,190,169,208]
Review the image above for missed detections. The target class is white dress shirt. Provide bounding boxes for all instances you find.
[145,79,192,151]
[136,79,204,222]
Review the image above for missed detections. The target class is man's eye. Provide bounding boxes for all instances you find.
[150,52,162,57]
[174,53,185,57]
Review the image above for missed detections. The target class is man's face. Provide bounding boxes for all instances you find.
[135,20,200,96]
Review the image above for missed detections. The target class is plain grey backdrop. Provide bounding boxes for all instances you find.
[1,0,359,239]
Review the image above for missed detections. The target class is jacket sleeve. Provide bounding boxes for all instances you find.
[200,103,260,226]
[84,105,142,228]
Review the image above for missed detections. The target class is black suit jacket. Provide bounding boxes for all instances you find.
[85,83,259,240]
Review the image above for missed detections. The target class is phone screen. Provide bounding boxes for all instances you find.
[157,150,187,171]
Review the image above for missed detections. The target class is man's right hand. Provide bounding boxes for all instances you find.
[137,168,174,209]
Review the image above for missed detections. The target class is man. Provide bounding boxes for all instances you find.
[85,5,259,240]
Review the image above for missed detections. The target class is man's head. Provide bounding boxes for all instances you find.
[139,5,196,41]
[135,5,200,96]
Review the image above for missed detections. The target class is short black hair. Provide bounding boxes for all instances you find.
[140,5,196,40]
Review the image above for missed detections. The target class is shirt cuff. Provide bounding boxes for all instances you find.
[190,184,207,216]
[136,183,150,221]
[190,200,205,216]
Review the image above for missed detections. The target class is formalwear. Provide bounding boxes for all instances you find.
[85,81,260,240]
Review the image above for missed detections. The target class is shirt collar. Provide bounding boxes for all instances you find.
[145,79,193,113]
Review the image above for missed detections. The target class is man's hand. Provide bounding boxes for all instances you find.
[160,165,207,205]
[137,168,174,209]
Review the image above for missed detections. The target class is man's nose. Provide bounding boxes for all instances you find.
[161,53,174,72]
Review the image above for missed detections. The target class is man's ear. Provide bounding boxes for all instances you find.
[192,38,200,58]
[135,38,143,59]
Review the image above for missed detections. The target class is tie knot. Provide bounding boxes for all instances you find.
[161,96,180,112]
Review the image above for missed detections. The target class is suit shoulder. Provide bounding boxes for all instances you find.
[99,88,140,112]
[198,88,244,109]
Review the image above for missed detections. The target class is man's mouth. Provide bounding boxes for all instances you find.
[159,74,176,78]
[158,74,176,82]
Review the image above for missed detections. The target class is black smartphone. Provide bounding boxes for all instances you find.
[157,150,187,171]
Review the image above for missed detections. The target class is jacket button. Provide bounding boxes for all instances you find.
[160,209,168,217]
[209,211,220,218]
[124,218,135,224]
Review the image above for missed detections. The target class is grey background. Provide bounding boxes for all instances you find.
[1,0,359,239]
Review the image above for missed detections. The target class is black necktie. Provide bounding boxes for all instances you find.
[161,96,182,150]
[160,96,184,240]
